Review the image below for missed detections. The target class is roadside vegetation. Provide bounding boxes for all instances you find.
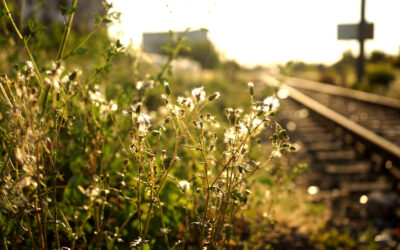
[0,1,313,249]
[280,50,400,99]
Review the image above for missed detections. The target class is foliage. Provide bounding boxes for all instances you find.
[309,229,356,250]
[180,41,220,69]
[0,1,298,249]
[365,63,395,86]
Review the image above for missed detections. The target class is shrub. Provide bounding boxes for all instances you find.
[366,63,395,87]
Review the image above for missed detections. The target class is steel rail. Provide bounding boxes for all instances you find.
[279,75,400,109]
[262,74,400,179]
[281,83,400,159]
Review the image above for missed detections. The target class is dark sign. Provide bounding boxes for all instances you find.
[338,23,374,40]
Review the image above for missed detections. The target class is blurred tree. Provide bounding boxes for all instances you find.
[180,40,220,69]
[333,51,356,86]
[221,59,240,80]
[369,50,388,63]
[366,63,395,87]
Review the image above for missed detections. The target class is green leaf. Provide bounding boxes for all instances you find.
[28,20,35,32]
[27,19,46,33]
[59,6,68,15]
[32,54,38,63]
[94,13,101,24]
[102,18,112,23]
[37,24,46,31]
[0,9,6,18]
[59,6,76,15]
[75,47,87,55]
[257,176,274,186]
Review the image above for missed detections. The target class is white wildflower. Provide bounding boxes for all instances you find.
[271,150,282,158]
[61,74,70,85]
[26,61,34,71]
[263,96,280,112]
[177,96,186,105]
[239,122,248,133]
[191,86,206,102]
[137,113,152,135]
[110,101,118,111]
[160,227,171,234]
[138,113,151,125]
[130,237,142,247]
[136,81,143,89]
[89,90,106,105]
[178,180,190,191]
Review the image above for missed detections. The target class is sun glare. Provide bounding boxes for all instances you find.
[109,0,400,66]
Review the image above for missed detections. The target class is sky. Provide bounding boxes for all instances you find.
[109,0,400,66]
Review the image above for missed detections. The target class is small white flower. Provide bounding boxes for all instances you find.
[271,150,282,158]
[248,82,254,87]
[25,61,34,72]
[89,90,105,104]
[177,96,186,105]
[179,180,191,191]
[136,113,152,135]
[191,86,206,102]
[136,81,143,90]
[130,237,142,247]
[239,122,248,133]
[110,101,118,111]
[61,75,70,84]
[263,96,280,112]
[160,227,171,234]
[138,113,151,125]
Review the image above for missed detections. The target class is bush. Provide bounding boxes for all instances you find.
[366,63,395,86]
[180,41,220,69]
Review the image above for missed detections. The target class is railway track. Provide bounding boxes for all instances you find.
[261,74,400,248]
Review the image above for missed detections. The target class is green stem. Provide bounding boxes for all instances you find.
[1,0,22,39]
[57,0,78,60]
[62,10,110,60]
[155,133,181,197]
[142,188,154,240]
[2,237,8,250]
[1,0,44,88]
[156,28,190,84]
[158,199,170,250]
[25,214,39,250]
[0,82,13,108]
[19,0,25,29]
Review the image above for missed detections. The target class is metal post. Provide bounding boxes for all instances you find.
[357,0,366,83]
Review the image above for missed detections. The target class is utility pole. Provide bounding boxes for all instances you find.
[338,0,373,83]
[357,0,366,83]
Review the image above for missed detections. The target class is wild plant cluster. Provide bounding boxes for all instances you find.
[0,1,295,249]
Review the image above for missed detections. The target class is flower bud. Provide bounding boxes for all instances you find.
[208,92,220,101]
[248,82,254,96]
[164,82,170,95]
